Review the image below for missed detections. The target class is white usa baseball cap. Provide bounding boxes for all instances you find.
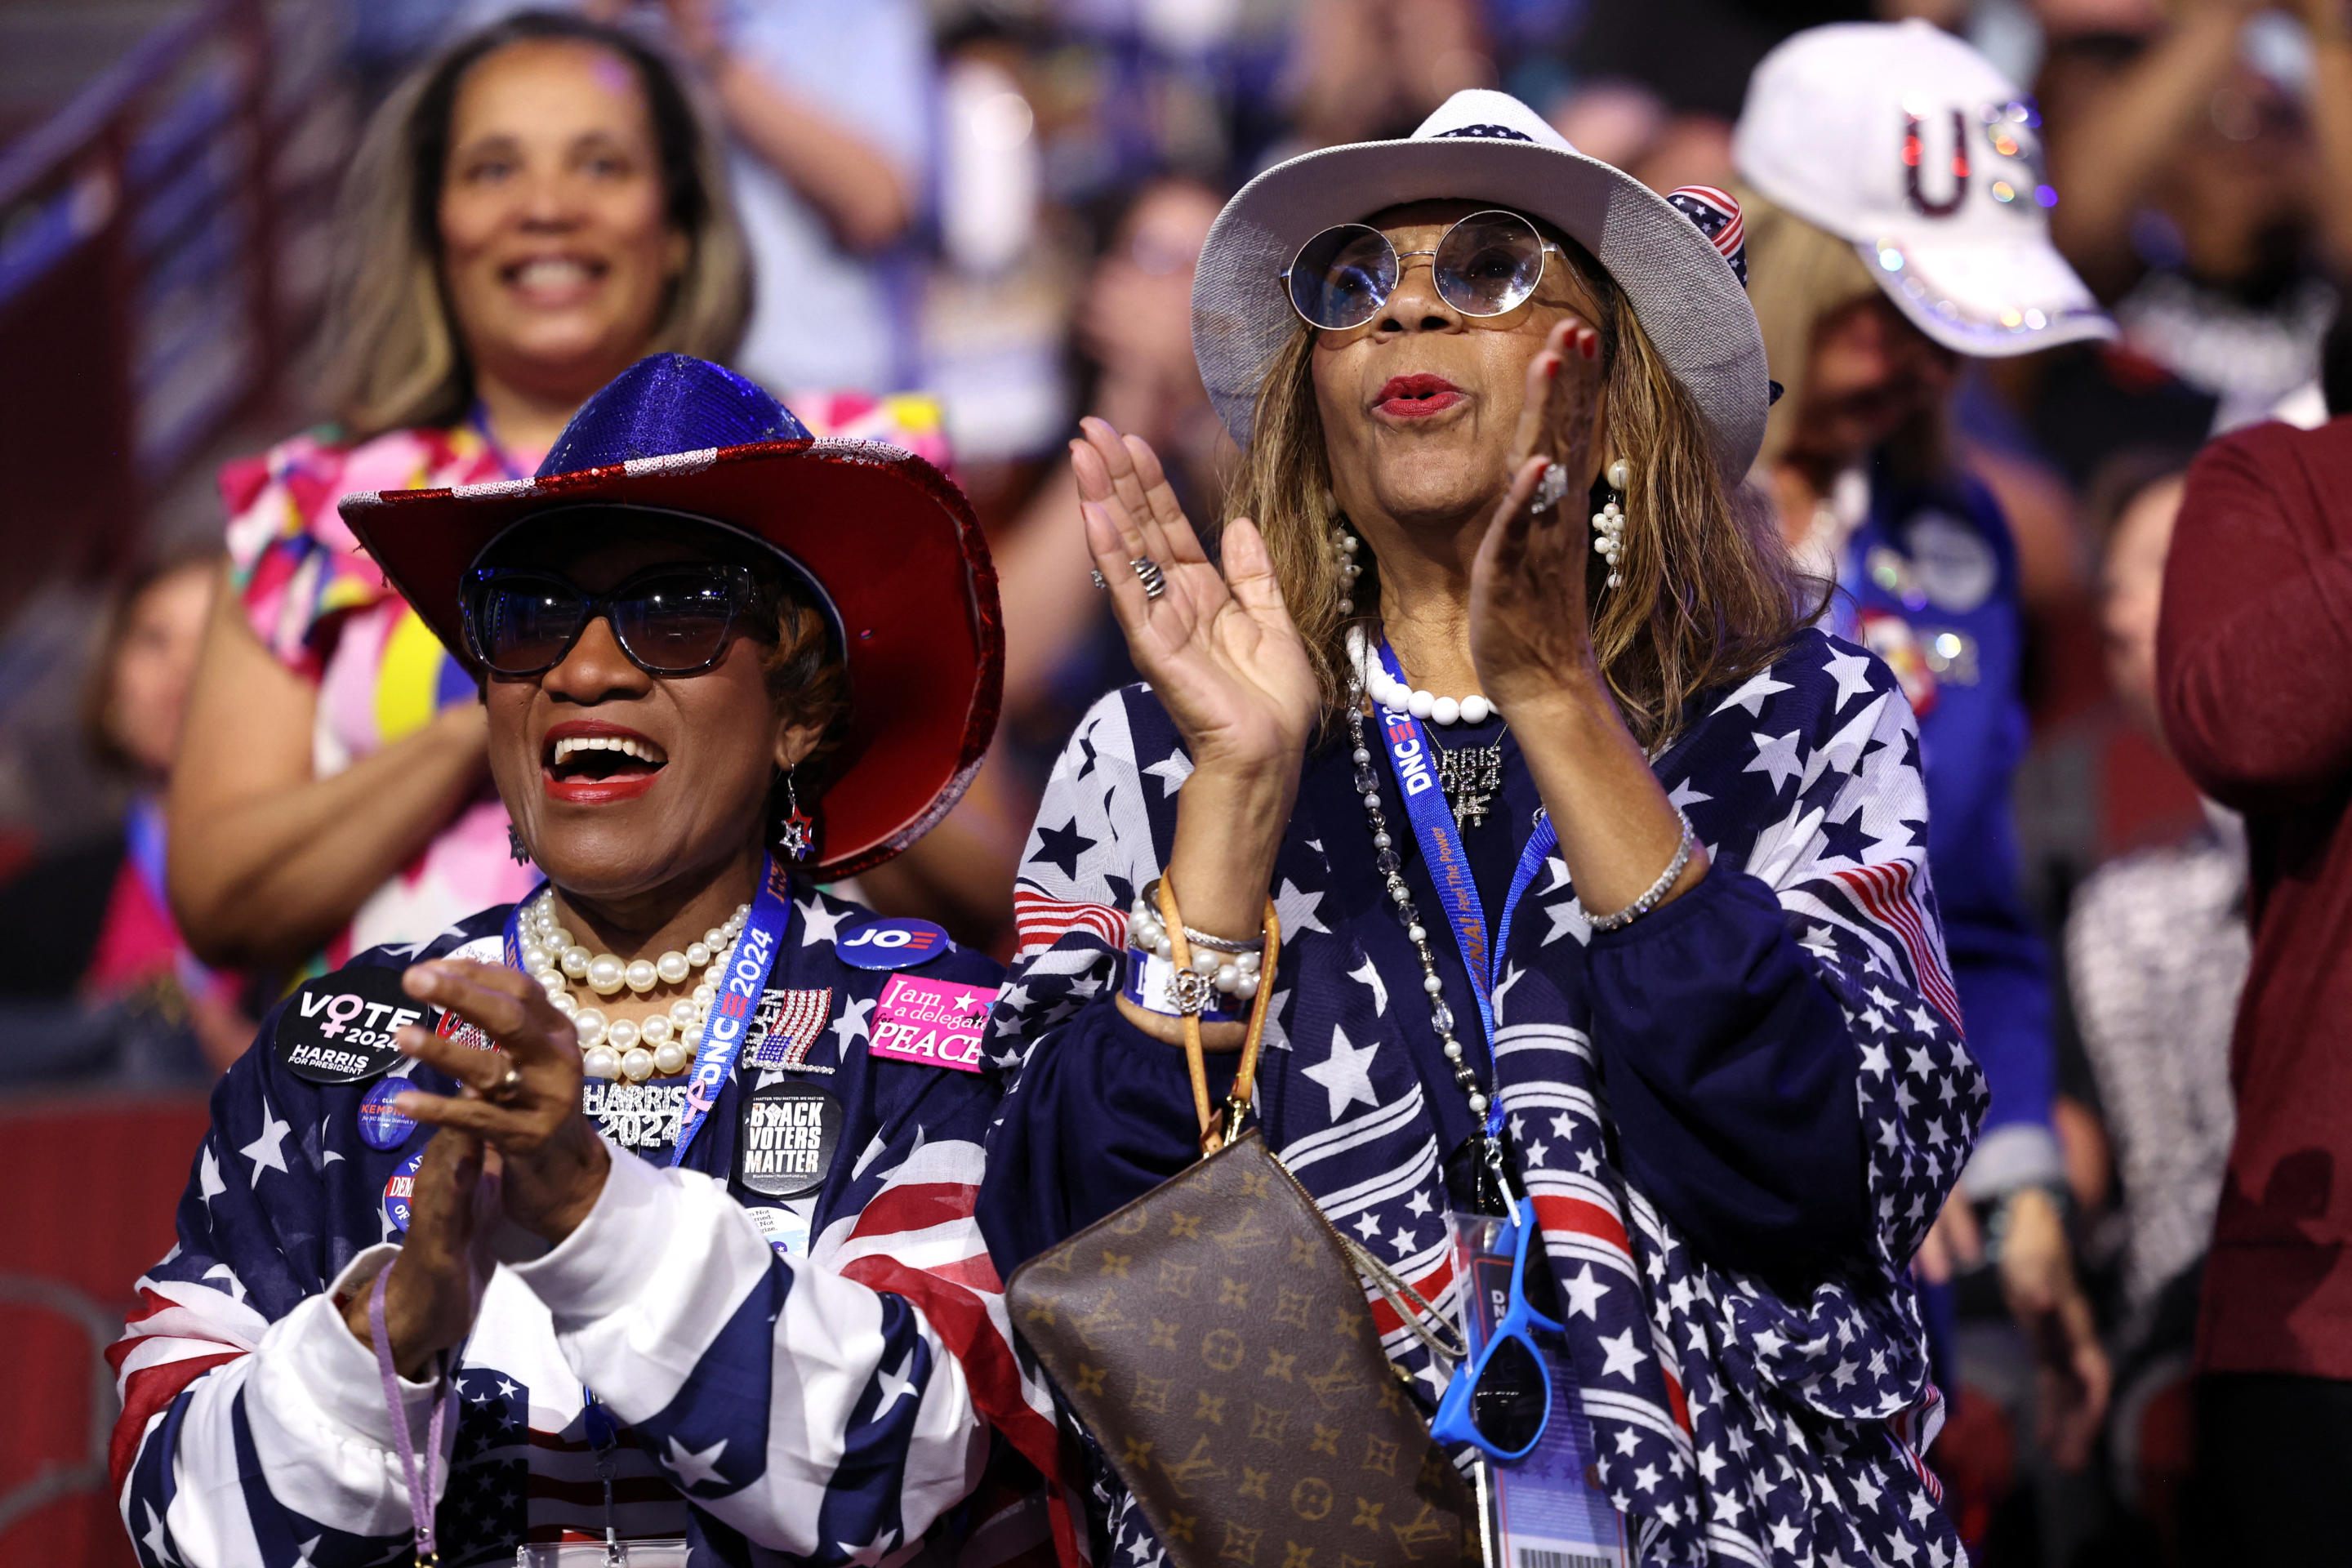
[1733,19,2115,357]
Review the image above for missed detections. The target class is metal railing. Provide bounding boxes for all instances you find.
[0,0,350,621]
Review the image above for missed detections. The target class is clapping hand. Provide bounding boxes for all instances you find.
[391,960,611,1244]
[1468,316,1610,714]
[1073,416,1319,778]
[338,1124,495,1379]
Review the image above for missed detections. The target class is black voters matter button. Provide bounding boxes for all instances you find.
[276,968,430,1085]
[735,1080,843,1200]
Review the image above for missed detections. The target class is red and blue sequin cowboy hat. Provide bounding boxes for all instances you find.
[339,353,1003,880]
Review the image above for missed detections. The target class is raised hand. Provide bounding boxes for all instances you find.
[1074,416,1319,777]
[1468,316,1610,714]
[338,1124,494,1378]
[391,960,610,1243]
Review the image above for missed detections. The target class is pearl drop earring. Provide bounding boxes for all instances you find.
[1325,488,1362,615]
[1592,457,1630,590]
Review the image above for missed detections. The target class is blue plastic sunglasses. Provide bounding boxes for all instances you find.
[1432,1192,1566,1463]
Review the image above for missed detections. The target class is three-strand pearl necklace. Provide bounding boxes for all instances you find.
[518,889,751,1083]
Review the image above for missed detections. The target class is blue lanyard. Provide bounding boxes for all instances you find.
[467,402,529,483]
[1370,642,1558,1138]
[124,792,168,907]
[501,855,795,1165]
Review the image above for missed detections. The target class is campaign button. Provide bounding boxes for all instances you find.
[356,1079,417,1152]
[278,967,430,1085]
[434,1007,495,1054]
[835,917,953,971]
[745,1200,814,1257]
[383,1147,426,1234]
[735,1080,843,1199]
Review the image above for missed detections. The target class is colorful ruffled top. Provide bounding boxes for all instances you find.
[218,393,951,972]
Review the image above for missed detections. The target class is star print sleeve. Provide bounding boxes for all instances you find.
[506,1145,994,1561]
[978,1001,1238,1270]
[111,1036,457,1567]
[1579,868,1871,1279]
[1710,648,1991,1276]
[981,686,1219,1269]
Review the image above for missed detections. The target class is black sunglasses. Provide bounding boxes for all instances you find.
[462,564,768,678]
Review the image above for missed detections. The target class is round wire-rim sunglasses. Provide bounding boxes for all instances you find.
[1281,208,1565,332]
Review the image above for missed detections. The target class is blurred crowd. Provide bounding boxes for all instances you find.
[11,0,2352,1562]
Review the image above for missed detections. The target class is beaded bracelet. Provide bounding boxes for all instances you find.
[1585,809,1698,933]
[1134,879,1259,955]
[1125,878,1267,1017]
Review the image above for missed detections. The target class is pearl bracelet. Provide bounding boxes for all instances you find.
[1128,885,1267,990]
[1585,810,1698,933]
[1123,878,1268,1018]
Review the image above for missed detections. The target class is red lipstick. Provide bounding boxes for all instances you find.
[541,719,668,805]
[1372,373,1465,418]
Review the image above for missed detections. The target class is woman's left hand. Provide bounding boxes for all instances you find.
[1468,315,1610,715]
[391,960,611,1243]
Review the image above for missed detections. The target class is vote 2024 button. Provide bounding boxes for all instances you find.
[278,968,429,1085]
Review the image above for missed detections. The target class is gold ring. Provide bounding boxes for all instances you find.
[483,1061,525,1105]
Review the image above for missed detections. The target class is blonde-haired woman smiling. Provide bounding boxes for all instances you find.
[169,11,747,978]
[983,91,1985,1566]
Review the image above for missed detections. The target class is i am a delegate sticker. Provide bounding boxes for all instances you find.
[866,975,996,1072]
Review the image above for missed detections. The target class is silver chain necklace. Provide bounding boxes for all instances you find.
[1345,672,1512,1202]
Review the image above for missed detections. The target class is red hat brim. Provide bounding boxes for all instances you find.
[339,437,1003,881]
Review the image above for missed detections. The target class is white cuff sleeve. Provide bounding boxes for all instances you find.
[238,1246,449,1539]
[506,1141,679,1331]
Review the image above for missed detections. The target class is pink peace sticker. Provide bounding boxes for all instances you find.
[866,975,997,1073]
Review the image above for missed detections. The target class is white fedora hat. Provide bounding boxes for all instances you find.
[1191,88,1771,483]
[1734,20,2115,357]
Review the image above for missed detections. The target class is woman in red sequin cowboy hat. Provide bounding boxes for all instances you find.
[112,355,1062,1567]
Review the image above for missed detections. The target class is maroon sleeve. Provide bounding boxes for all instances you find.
[2158,420,2352,811]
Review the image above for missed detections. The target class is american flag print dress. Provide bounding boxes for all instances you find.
[986,629,1987,1568]
[109,884,1058,1568]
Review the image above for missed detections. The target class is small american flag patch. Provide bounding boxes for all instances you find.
[748,987,835,1071]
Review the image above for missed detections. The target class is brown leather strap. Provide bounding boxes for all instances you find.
[1223,902,1281,1145]
[1156,876,1281,1155]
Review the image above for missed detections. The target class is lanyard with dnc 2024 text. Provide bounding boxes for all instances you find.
[1371,641,1558,1144]
[501,853,794,1165]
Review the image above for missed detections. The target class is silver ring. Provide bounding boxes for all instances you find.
[1131,557,1167,599]
[1530,463,1570,514]
[483,1061,525,1105]
[1089,568,1108,590]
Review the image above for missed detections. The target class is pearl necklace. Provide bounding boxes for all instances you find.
[518,890,750,1083]
[1345,626,1494,726]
